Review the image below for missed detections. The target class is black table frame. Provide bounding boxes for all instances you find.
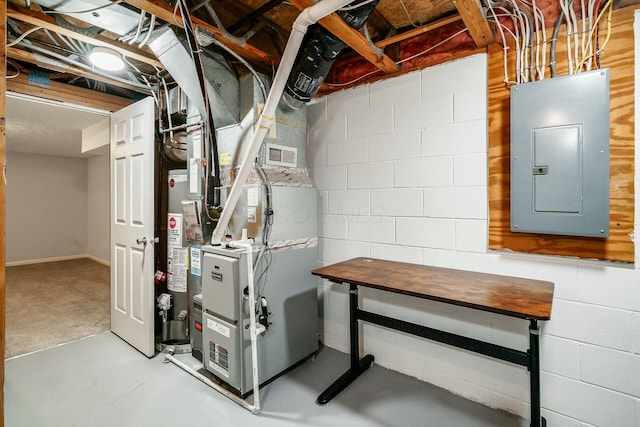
[317,282,546,427]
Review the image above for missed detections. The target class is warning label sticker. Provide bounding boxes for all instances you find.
[167,213,183,246]
[168,246,187,292]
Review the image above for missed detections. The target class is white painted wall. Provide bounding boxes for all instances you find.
[87,149,110,264]
[309,53,640,426]
[81,117,109,153]
[6,152,88,264]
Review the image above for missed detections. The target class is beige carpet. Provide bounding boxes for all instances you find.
[5,258,110,359]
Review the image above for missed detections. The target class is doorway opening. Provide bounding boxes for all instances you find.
[5,93,111,359]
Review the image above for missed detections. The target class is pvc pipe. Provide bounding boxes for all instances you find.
[211,0,354,245]
[164,236,264,414]
[163,353,259,412]
[228,235,264,414]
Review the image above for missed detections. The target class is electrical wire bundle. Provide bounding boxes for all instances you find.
[486,0,613,85]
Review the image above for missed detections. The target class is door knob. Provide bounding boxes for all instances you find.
[136,237,147,245]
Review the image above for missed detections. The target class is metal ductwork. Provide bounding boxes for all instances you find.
[148,27,240,128]
[279,0,380,111]
[30,0,143,36]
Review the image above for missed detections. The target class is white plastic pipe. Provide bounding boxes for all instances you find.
[228,235,264,414]
[165,232,264,414]
[211,0,355,245]
[164,353,258,412]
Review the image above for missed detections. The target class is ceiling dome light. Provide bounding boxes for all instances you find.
[89,46,125,71]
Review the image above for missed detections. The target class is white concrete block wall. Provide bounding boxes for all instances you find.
[308,52,640,425]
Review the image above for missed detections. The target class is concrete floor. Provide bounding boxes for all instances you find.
[5,332,525,427]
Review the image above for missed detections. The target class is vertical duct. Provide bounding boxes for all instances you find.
[279,0,380,111]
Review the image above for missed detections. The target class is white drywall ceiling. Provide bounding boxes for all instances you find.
[6,94,110,158]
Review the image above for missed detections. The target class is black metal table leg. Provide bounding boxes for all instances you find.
[317,284,374,405]
[529,319,545,427]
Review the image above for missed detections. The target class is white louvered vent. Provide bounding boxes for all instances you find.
[265,143,297,167]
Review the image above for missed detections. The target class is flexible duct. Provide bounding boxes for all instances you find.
[279,0,380,111]
[211,0,355,245]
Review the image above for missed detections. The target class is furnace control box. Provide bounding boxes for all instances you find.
[510,69,610,237]
[200,245,318,395]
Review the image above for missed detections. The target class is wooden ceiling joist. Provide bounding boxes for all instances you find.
[7,72,132,111]
[8,46,148,93]
[453,0,494,47]
[7,3,163,69]
[375,14,463,48]
[123,0,274,67]
[289,0,398,74]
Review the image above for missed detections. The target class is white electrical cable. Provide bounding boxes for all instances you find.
[569,1,580,72]
[522,0,545,80]
[587,0,596,70]
[509,1,530,82]
[534,0,547,79]
[129,10,146,45]
[326,25,471,89]
[398,0,419,27]
[395,27,469,65]
[520,0,540,80]
[486,1,511,84]
[7,26,43,47]
[513,1,530,82]
[574,0,612,72]
[559,0,574,74]
[497,6,522,83]
[138,14,156,48]
[339,0,377,11]
[492,19,521,84]
[579,0,587,72]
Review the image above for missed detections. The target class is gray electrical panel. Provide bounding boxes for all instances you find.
[510,69,610,237]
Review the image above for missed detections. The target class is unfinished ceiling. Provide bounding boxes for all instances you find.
[4,0,637,106]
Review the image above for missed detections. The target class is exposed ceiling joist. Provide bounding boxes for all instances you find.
[289,0,398,74]
[8,46,148,93]
[7,72,132,111]
[227,0,284,33]
[123,0,275,67]
[366,8,395,40]
[7,3,164,70]
[453,0,494,47]
[375,14,463,48]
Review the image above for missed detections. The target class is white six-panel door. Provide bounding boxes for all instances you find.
[110,97,155,357]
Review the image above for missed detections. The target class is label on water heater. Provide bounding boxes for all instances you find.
[167,213,183,246]
[168,247,187,292]
[190,247,201,277]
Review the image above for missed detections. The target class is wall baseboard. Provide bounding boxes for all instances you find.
[5,254,109,267]
[86,254,110,267]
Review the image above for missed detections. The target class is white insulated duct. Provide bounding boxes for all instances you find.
[148,28,239,128]
[211,0,354,245]
[149,28,208,119]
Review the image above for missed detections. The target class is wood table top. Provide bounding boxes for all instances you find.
[312,258,554,320]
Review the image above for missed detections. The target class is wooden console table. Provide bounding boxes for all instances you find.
[312,257,554,427]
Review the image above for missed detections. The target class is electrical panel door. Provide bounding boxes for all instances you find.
[510,69,610,237]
